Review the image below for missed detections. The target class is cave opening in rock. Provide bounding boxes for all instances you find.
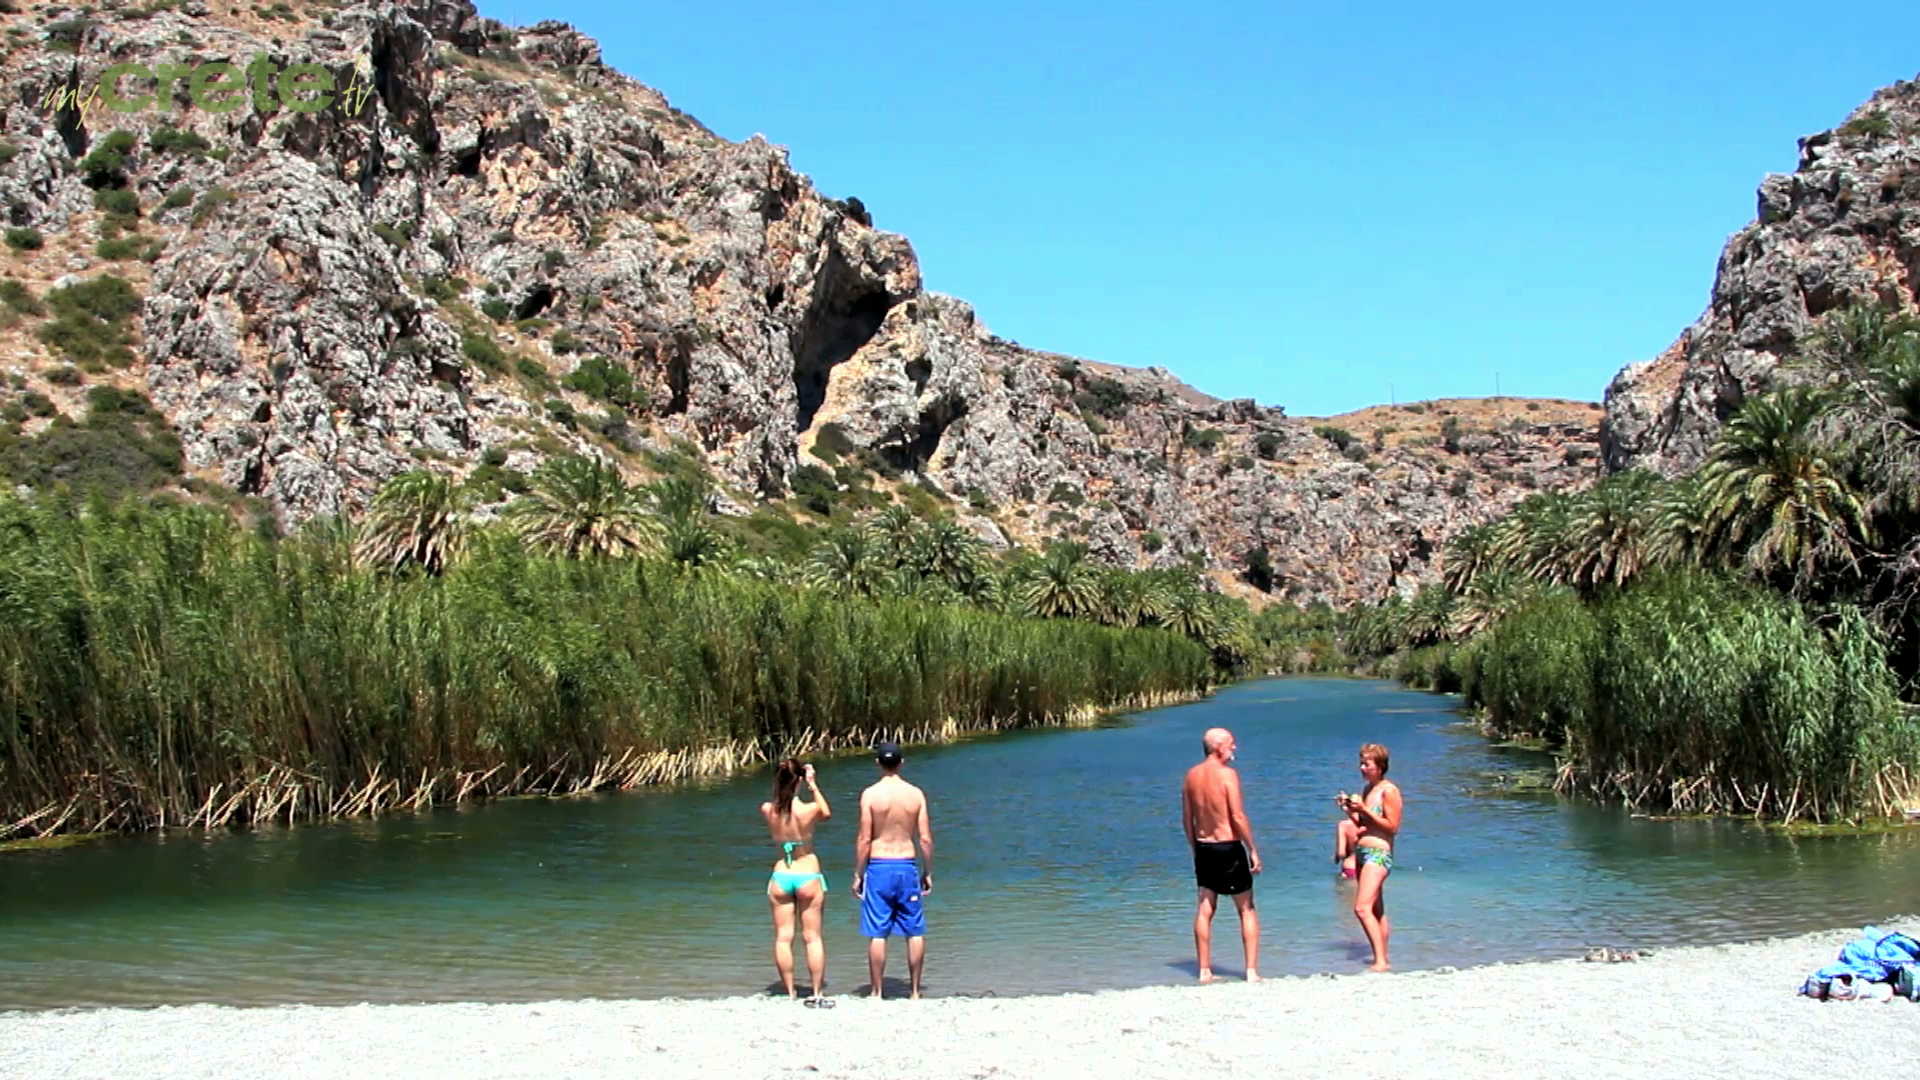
[452,143,482,177]
[53,73,88,158]
[515,286,553,320]
[793,286,890,434]
[665,333,692,415]
[369,29,439,153]
[876,398,968,476]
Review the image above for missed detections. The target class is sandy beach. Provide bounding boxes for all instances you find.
[2,922,1913,1080]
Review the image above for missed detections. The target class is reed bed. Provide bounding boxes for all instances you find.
[0,498,1214,839]
[1452,571,1920,823]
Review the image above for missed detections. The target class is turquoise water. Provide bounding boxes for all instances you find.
[3,677,1918,1008]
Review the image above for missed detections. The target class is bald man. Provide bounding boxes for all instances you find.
[1181,727,1261,983]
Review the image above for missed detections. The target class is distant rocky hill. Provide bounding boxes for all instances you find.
[1604,72,1920,473]
[0,0,1602,607]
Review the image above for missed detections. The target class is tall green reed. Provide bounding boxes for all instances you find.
[0,496,1214,837]
[1457,569,1916,822]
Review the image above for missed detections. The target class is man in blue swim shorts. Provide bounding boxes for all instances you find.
[852,741,934,999]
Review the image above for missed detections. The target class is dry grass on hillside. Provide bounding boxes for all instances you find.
[1315,396,1601,452]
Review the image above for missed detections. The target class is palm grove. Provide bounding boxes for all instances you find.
[0,429,1272,838]
[17,303,1914,840]
[1348,303,1920,824]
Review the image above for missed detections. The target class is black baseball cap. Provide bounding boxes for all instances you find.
[875,741,903,766]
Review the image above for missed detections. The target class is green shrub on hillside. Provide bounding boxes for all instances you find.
[148,127,213,157]
[0,385,182,496]
[1312,425,1354,451]
[0,278,43,314]
[564,356,643,409]
[461,331,506,374]
[36,275,140,369]
[78,130,137,188]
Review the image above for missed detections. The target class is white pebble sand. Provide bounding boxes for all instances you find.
[3,923,1914,1080]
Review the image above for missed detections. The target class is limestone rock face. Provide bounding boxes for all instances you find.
[141,154,474,524]
[1603,76,1920,474]
[0,0,1606,605]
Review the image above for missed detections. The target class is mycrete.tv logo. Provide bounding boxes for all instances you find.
[38,55,374,119]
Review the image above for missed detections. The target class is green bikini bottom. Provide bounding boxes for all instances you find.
[1356,846,1394,872]
[770,870,826,895]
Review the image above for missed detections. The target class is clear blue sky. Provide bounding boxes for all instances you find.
[473,0,1920,417]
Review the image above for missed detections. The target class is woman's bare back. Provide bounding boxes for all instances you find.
[764,800,824,870]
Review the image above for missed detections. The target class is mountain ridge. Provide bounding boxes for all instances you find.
[1603,71,1920,471]
[4,0,1606,607]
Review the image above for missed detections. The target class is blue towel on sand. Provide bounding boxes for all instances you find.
[1800,926,1920,997]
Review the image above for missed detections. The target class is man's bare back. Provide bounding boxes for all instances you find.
[1182,760,1238,844]
[854,743,932,999]
[1182,727,1260,983]
[860,776,929,862]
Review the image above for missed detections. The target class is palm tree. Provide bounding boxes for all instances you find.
[1441,522,1497,595]
[1157,584,1220,642]
[1808,304,1920,629]
[1566,470,1659,591]
[1645,475,1715,569]
[1801,301,1920,460]
[1797,303,1920,571]
[504,454,661,559]
[1096,569,1170,628]
[1487,493,1548,583]
[1018,542,1102,619]
[1792,302,1920,397]
[1400,584,1455,646]
[644,472,726,572]
[805,527,889,597]
[960,564,1004,610]
[354,469,474,575]
[1447,568,1536,639]
[915,520,981,585]
[892,565,962,606]
[867,505,920,568]
[731,553,799,586]
[1203,593,1255,667]
[1696,386,1872,592]
[1489,491,1583,587]
[659,514,730,571]
[1345,597,1403,657]
[647,474,709,521]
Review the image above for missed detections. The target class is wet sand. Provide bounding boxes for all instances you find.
[2,922,1913,1080]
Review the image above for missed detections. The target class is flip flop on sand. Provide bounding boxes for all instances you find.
[803,995,835,1009]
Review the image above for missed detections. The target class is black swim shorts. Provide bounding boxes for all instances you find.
[1193,840,1253,895]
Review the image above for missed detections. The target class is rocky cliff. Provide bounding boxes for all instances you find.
[1604,74,1920,473]
[0,0,1601,606]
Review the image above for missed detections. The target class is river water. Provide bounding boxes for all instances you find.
[4,677,1918,1008]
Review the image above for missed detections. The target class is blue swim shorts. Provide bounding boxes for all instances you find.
[859,858,926,938]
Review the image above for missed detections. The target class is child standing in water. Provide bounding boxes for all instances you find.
[1333,817,1359,879]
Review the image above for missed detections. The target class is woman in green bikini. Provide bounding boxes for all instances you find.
[1336,742,1401,972]
[762,758,833,1004]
